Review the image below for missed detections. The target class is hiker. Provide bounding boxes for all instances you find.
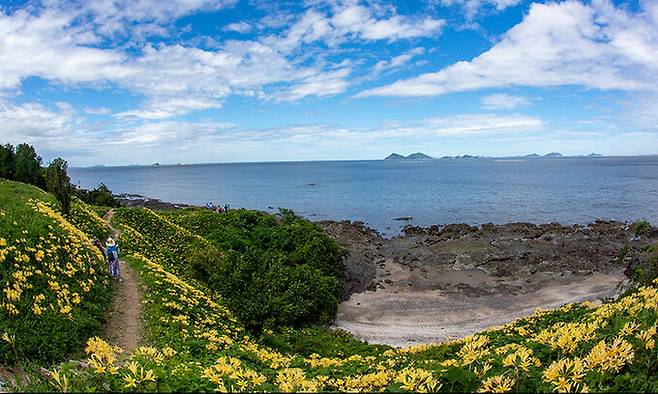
[224,204,229,212]
[105,237,121,281]
[92,237,104,254]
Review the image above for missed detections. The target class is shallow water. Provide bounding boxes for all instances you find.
[70,157,658,236]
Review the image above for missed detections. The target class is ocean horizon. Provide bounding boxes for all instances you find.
[69,156,658,236]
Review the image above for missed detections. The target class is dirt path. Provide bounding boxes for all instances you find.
[102,210,142,353]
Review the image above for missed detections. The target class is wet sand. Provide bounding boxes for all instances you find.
[334,270,625,347]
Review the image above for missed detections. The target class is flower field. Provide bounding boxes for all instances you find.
[2,182,657,392]
[31,205,657,392]
[0,180,111,363]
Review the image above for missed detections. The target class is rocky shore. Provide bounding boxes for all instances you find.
[115,193,194,210]
[319,219,658,346]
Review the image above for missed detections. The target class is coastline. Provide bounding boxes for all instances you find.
[114,193,658,346]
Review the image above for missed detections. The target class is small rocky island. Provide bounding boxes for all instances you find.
[385,152,433,160]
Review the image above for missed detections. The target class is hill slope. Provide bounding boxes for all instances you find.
[0,180,112,364]
[2,182,657,392]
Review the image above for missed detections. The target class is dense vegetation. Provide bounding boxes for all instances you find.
[0,143,119,212]
[0,180,111,364]
[76,183,120,208]
[120,207,346,331]
[1,179,658,392]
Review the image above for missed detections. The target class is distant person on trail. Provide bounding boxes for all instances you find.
[105,237,121,281]
[92,237,104,254]
[224,204,229,212]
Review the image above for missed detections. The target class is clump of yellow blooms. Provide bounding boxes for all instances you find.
[123,360,157,389]
[86,336,122,375]
[586,337,634,373]
[636,325,656,350]
[501,345,541,372]
[478,375,515,393]
[543,358,588,393]
[457,335,491,365]
[276,368,320,392]
[534,322,598,353]
[333,370,395,392]
[1,192,112,364]
[202,356,267,391]
[396,368,442,392]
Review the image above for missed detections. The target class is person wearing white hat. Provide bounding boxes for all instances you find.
[105,237,121,281]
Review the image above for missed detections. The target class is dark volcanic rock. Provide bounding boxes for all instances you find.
[318,220,380,300]
[319,218,658,299]
[116,194,194,210]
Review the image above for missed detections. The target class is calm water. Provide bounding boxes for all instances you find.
[70,157,658,235]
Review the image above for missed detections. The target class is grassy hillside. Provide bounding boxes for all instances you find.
[3,184,657,392]
[24,206,657,392]
[0,180,112,363]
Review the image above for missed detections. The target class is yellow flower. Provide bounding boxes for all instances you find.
[478,375,515,393]
[2,332,15,345]
[586,338,634,373]
[50,369,69,392]
[123,375,137,389]
[397,368,441,393]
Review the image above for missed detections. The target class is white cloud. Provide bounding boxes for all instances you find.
[372,48,425,76]
[0,100,545,165]
[0,9,132,90]
[115,98,222,120]
[0,101,74,141]
[83,106,112,115]
[481,93,530,110]
[0,3,368,117]
[358,0,658,98]
[330,3,444,41]
[55,0,237,38]
[223,21,251,33]
[437,0,523,20]
[266,2,445,53]
[274,67,352,101]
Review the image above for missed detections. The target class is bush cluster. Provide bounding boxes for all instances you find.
[174,208,346,330]
[119,207,347,331]
[76,183,120,208]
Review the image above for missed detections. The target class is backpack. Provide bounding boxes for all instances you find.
[108,250,117,263]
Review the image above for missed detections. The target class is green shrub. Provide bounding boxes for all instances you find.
[191,247,340,331]
[169,208,346,331]
[634,220,651,237]
[76,183,120,208]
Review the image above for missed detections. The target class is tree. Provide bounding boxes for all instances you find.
[0,144,15,180]
[45,158,73,216]
[76,183,120,207]
[14,144,42,186]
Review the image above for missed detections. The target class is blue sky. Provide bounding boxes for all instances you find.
[1,0,657,166]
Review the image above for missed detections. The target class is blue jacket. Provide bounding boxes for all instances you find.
[105,245,119,261]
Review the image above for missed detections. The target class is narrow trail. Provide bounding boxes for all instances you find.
[102,210,142,353]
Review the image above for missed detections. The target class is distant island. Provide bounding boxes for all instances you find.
[385,152,433,160]
[385,152,607,160]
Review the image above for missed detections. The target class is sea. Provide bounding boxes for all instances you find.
[70,157,658,236]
